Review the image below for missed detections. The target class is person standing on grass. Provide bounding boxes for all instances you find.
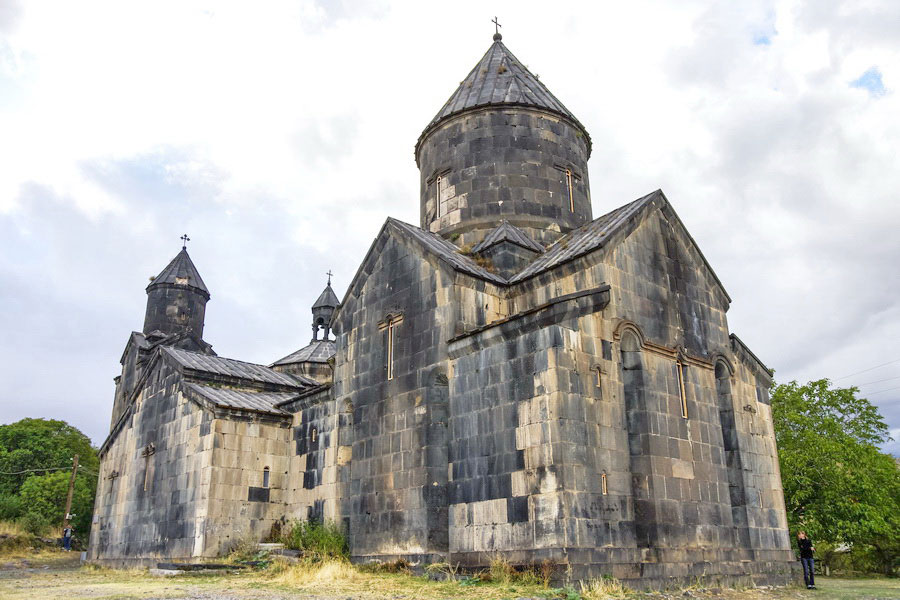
[62,525,73,552]
[798,531,816,589]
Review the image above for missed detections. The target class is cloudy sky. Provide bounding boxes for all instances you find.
[1,0,898,454]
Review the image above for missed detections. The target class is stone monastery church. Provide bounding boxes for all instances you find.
[89,33,796,586]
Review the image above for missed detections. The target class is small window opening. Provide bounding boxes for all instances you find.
[263,467,270,488]
[310,427,318,443]
[565,168,575,212]
[436,175,445,218]
[676,361,688,419]
[383,315,403,380]
[601,472,608,495]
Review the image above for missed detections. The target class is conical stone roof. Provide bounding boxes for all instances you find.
[147,248,209,297]
[312,283,339,309]
[421,35,585,139]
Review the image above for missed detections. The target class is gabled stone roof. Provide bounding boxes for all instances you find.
[387,218,507,284]
[162,346,316,387]
[184,383,293,416]
[312,284,339,309]
[472,220,544,254]
[511,191,657,282]
[422,37,586,141]
[147,248,209,297]
[270,340,336,367]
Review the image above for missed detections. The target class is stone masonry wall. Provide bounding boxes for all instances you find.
[89,359,214,566]
[442,204,794,585]
[416,107,592,247]
[282,388,352,528]
[332,233,460,562]
[202,414,292,557]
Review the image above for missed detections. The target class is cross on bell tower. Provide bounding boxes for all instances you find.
[180,234,190,250]
[492,16,502,41]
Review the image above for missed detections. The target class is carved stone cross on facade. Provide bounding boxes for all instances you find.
[140,442,155,492]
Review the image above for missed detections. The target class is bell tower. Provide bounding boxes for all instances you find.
[311,273,339,341]
[143,239,210,341]
[415,32,592,247]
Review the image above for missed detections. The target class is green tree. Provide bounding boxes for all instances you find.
[0,418,99,534]
[18,470,95,536]
[772,379,900,575]
[0,418,98,496]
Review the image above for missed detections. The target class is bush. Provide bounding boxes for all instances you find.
[0,495,24,521]
[18,512,50,537]
[281,519,348,560]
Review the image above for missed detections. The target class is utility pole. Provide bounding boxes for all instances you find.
[63,454,79,528]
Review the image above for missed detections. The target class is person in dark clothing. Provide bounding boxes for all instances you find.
[62,526,73,552]
[798,531,816,589]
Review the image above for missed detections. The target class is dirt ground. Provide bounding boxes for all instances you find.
[0,553,898,600]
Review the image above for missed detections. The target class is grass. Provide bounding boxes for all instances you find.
[0,521,27,537]
[0,519,64,558]
[1,550,898,600]
[279,518,348,560]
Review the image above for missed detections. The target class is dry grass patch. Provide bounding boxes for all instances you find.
[580,574,628,599]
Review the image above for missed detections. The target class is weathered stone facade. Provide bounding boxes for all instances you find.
[90,34,796,587]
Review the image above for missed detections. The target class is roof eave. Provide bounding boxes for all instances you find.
[414,103,592,166]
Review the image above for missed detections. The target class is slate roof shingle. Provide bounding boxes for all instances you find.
[270,340,336,367]
[147,248,209,296]
[312,284,339,309]
[185,383,293,416]
[163,346,315,387]
[471,220,545,254]
[510,191,659,282]
[388,218,508,285]
[423,39,586,140]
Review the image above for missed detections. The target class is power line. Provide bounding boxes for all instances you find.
[857,375,900,387]
[0,465,95,476]
[835,358,900,381]
[866,385,900,396]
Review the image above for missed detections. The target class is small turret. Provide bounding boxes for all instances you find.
[311,273,339,341]
[270,274,339,383]
[142,243,210,341]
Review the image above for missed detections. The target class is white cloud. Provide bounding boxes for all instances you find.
[0,0,898,454]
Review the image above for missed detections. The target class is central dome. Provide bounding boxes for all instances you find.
[415,37,593,247]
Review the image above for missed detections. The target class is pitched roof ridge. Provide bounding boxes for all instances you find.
[387,218,507,284]
[510,190,661,283]
[472,220,544,254]
[162,345,317,386]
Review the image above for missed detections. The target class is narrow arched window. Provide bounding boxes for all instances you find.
[601,472,608,495]
[676,361,688,419]
[310,427,318,443]
[262,467,270,489]
[380,314,403,380]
